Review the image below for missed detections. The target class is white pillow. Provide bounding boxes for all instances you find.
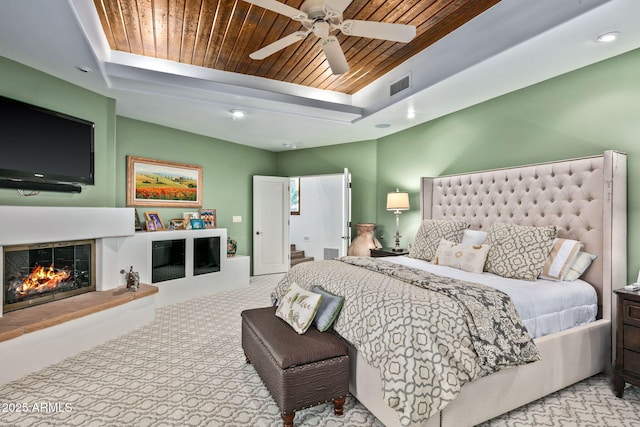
[275,282,323,334]
[539,238,582,281]
[433,239,491,274]
[563,251,597,281]
[461,229,488,245]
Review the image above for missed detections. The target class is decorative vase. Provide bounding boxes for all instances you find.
[227,237,237,257]
[348,223,381,256]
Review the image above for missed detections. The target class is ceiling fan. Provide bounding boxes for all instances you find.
[243,0,416,75]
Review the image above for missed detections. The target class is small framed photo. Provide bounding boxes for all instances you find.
[145,211,165,231]
[190,218,205,229]
[183,212,198,228]
[169,218,186,230]
[199,209,217,228]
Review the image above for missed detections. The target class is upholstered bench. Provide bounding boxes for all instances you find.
[241,306,349,427]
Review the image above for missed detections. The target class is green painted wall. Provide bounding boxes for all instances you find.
[276,140,378,230]
[0,56,117,207]
[3,46,640,281]
[278,48,640,282]
[115,117,277,257]
[0,55,276,259]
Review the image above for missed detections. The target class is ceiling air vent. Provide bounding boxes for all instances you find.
[390,74,411,97]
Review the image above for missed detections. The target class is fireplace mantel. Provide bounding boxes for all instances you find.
[0,206,134,245]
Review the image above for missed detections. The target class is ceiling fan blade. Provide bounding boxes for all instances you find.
[242,0,307,20]
[321,36,349,75]
[323,0,353,15]
[340,19,416,43]
[250,31,309,60]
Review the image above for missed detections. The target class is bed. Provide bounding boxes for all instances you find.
[274,151,627,427]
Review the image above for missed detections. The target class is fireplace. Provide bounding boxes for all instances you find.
[3,240,96,313]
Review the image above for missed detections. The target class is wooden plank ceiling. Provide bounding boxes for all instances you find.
[94,0,500,95]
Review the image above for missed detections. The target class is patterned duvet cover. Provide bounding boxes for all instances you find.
[271,257,540,426]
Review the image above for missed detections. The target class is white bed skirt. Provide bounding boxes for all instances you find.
[349,318,610,427]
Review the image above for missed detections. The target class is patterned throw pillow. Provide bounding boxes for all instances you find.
[275,282,323,334]
[484,223,557,281]
[433,239,491,274]
[408,219,469,262]
[312,286,345,332]
[539,238,583,281]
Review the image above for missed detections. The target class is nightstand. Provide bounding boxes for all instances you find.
[613,288,640,398]
[370,247,409,257]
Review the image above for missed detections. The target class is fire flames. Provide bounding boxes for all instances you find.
[16,264,71,296]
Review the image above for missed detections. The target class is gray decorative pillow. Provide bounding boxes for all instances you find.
[484,223,558,281]
[408,219,469,262]
[312,286,344,331]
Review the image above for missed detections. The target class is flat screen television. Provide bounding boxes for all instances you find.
[0,95,94,187]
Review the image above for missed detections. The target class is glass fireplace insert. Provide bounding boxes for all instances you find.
[3,240,96,313]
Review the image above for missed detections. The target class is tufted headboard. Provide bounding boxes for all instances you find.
[420,151,627,320]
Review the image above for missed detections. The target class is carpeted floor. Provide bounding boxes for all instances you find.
[0,274,638,427]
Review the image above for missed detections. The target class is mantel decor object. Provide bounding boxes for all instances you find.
[122,266,140,292]
[190,218,205,229]
[348,223,381,256]
[227,237,237,257]
[134,209,142,231]
[199,209,217,228]
[386,189,410,251]
[169,218,186,230]
[145,211,165,231]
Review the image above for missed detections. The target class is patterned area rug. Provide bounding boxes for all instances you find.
[0,274,638,427]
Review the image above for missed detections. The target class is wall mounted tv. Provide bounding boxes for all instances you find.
[0,95,94,192]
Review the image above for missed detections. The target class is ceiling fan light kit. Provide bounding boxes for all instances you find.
[243,0,416,75]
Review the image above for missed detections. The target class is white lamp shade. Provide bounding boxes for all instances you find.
[386,191,410,211]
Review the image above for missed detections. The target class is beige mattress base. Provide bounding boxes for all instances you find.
[349,319,610,427]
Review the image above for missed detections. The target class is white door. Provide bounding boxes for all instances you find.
[253,176,290,275]
[340,168,352,256]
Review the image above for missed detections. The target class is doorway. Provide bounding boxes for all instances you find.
[290,172,350,264]
[252,169,351,276]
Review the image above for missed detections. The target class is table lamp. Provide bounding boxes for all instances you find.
[386,189,410,251]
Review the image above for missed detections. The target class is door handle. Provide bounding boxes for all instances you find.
[256,231,261,235]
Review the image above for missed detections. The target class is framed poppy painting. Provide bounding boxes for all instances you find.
[127,156,203,208]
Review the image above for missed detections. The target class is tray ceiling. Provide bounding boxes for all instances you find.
[93,0,500,94]
[1,0,635,151]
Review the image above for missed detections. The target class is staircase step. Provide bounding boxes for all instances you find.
[290,243,313,266]
[291,250,306,259]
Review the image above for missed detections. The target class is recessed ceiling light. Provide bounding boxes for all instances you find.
[76,65,92,73]
[407,110,416,119]
[597,31,620,43]
[375,123,391,128]
[230,110,245,121]
[282,143,297,149]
